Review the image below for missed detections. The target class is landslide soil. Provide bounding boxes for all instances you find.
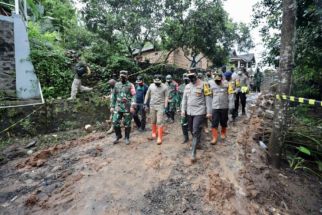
[0,93,321,215]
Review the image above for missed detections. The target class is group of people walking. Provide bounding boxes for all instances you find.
[106,66,255,162]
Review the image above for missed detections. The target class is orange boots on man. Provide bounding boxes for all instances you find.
[208,72,229,144]
[144,74,169,145]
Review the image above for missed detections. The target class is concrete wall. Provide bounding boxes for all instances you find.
[0,17,16,101]
[13,14,41,99]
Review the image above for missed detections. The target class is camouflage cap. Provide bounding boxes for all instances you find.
[119,70,128,77]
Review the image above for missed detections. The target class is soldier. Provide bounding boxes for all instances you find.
[110,70,136,145]
[107,79,116,134]
[181,69,212,162]
[68,62,92,100]
[178,73,190,143]
[254,68,263,92]
[165,74,178,123]
[133,75,149,131]
[208,72,229,144]
[144,74,169,145]
[234,68,250,116]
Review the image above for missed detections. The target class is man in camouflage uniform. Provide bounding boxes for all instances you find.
[110,70,136,145]
[254,68,263,92]
[181,68,212,162]
[178,73,190,143]
[68,62,92,100]
[165,74,178,123]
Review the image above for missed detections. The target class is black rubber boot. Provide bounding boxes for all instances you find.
[124,127,131,145]
[113,127,122,144]
[242,108,246,115]
[182,125,189,144]
[191,136,197,162]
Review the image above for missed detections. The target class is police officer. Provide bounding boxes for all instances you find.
[208,72,229,144]
[224,70,236,121]
[68,62,92,100]
[110,70,136,145]
[181,68,212,162]
[234,68,249,116]
[144,74,169,145]
[165,74,178,123]
[178,73,190,143]
[133,76,149,131]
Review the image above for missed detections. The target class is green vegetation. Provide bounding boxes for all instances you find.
[253,0,322,176]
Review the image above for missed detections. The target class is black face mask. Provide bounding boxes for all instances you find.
[207,74,211,78]
[155,82,161,87]
[167,80,171,84]
[215,80,221,85]
[184,79,189,84]
[121,76,127,83]
[226,77,231,81]
[189,76,197,84]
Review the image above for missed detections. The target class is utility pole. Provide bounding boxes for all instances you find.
[268,0,296,168]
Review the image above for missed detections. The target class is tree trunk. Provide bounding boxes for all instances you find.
[268,0,296,168]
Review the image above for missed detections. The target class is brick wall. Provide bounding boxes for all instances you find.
[0,20,16,101]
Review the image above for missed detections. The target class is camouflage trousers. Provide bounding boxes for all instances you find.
[112,111,132,128]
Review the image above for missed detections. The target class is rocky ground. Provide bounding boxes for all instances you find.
[0,93,321,215]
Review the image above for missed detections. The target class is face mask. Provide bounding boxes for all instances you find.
[139,82,143,86]
[189,76,197,84]
[167,80,171,84]
[184,79,189,84]
[121,76,127,83]
[215,80,221,85]
[155,83,161,87]
[207,74,211,78]
[226,77,231,81]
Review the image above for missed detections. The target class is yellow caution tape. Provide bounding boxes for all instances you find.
[276,95,321,106]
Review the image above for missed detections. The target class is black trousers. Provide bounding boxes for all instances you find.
[133,104,146,130]
[254,85,261,92]
[211,109,228,128]
[188,115,204,138]
[234,92,246,117]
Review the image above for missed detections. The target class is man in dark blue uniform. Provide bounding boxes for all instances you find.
[133,75,149,131]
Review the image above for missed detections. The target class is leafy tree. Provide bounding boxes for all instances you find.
[81,0,163,57]
[236,23,255,53]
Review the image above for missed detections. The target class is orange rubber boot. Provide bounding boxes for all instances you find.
[152,124,157,138]
[211,128,218,145]
[157,127,163,145]
[221,127,227,140]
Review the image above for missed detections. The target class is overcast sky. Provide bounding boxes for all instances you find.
[223,0,264,65]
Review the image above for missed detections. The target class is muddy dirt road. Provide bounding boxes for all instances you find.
[1,93,321,215]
